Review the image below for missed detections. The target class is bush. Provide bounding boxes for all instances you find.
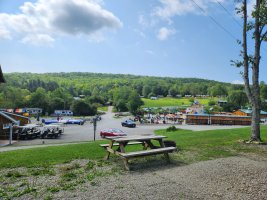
[166,126,178,132]
[208,100,216,106]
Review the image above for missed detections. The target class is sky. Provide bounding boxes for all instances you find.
[0,0,266,84]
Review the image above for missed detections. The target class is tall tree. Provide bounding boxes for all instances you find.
[235,0,267,141]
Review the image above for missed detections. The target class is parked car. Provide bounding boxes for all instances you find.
[40,124,64,139]
[65,119,85,125]
[121,119,136,128]
[42,118,85,125]
[13,124,41,140]
[42,119,58,125]
[100,128,127,138]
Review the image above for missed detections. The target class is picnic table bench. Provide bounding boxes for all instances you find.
[100,135,176,170]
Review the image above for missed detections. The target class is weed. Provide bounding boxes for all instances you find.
[59,163,81,172]
[5,170,24,178]
[86,161,95,170]
[61,182,77,191]
[47,186,61,193]
[90,181,98,186]
[96,160,109,167]
[18,180,28,187]
[61,172,77,181]
[44,194,53,200]
[87,173,95,181]
[12,186,36,198]
[29,167,55,176]
[0,187,10,199]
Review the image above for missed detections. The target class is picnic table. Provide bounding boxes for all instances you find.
[100,135,176,170]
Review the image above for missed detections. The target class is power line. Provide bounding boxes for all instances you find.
[215,0,243,28]
[190,0,238,41]
[215,0,267,54]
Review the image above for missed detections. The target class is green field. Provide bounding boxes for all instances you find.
[141,97,216,108]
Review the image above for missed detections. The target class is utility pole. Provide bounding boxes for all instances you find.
[93,117,97,141]
[9,124,13,145]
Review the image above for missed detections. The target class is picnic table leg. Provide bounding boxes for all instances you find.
[105,141,114,160]
[158,139,170,163]
[119,142,130,170]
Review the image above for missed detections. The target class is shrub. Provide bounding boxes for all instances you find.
[166,126,178,132]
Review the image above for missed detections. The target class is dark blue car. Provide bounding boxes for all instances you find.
[121,119,136,128]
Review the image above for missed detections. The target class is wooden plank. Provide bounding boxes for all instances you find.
[100,141,143,148]
[118,147,176,158]
[111,135,166,142]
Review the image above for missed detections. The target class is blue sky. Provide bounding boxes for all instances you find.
[0,0,266,84]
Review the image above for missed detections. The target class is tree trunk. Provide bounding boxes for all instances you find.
[250,0,261,141]
[241,0,262,142]
[250,102,261,141]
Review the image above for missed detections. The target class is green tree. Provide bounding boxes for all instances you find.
[227,90,248,108]
[71,100,97,116]
[126,91,144,114]
[233,0,267,141]
[28,87,48,113]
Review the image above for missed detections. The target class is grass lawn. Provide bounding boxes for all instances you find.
[97,106,108,112]
[142,97,218,107]
[155,125,267,163]
[0,126,266,169]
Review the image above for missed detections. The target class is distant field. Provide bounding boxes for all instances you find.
[141,97,217,107]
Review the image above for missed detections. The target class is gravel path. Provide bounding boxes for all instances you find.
[1,155,267,199]
[56,156,267,200]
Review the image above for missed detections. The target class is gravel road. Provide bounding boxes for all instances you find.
[51,156,267,200]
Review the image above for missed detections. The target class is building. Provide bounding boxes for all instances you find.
[25,108,42,115]
[0,111,30,139]
[54,110,73,116]
[185,114,251,125]
[233,109,267,118]
[218,100,228,106]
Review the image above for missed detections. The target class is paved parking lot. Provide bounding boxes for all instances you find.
[0,106,247,150]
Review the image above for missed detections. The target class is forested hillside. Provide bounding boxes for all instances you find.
[1,72,266,115]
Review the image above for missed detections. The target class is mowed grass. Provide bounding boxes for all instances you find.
[0,141,106,169]
[155,125,267,163]
[142,97,217,107]
[0,126,266,169]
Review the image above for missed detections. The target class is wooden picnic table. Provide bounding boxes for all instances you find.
[100,135,176,170]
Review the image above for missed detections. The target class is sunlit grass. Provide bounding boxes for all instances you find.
[142,97,218,107]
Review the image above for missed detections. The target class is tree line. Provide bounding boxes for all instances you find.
[1,72,267,115]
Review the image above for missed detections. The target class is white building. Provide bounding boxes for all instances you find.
[54,110,73,116]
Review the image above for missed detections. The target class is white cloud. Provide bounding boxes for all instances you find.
[157,27,176,40]
[153,0,225,22]
[0,0,122,45]
[231,80,244,85]
[21,34,55,46]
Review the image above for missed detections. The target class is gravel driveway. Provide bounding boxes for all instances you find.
[51,156,267,200]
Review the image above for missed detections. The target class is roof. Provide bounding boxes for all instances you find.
[186,114,251,118]
[0,66,5,83]
[2,111,30,120]
[0,111,18,124]
[240,109,267,115]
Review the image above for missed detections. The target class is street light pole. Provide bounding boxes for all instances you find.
[93,118,97,141]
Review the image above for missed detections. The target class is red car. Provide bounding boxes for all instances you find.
[100,128,127,138]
